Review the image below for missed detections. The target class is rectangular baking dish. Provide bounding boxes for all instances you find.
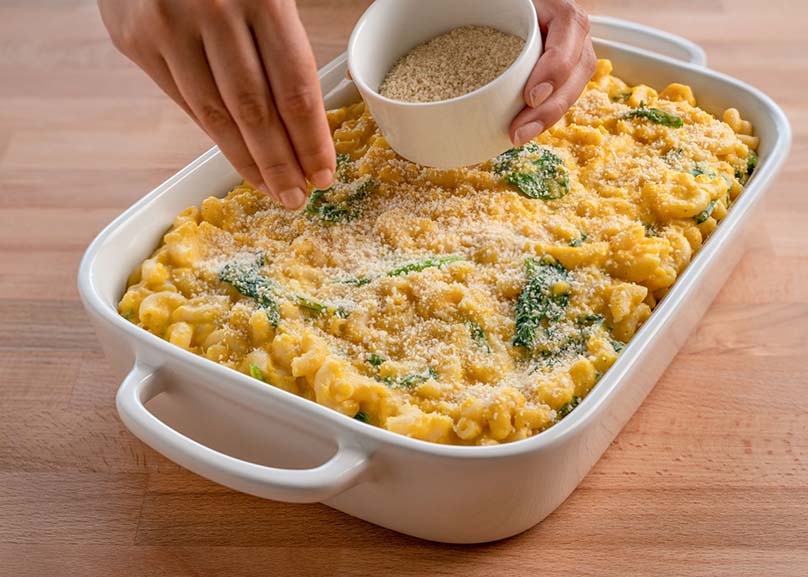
[77,17,791,544]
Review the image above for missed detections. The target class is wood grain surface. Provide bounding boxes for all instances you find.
[1,1,806,575]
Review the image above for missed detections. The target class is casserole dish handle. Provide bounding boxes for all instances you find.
[590,15,708,66]
[116,363,371,503]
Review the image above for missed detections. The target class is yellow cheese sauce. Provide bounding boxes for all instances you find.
[119,59,759,445]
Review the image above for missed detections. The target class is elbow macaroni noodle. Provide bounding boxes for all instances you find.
[119,60,758,445]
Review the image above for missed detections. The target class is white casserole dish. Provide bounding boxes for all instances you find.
[78,17,791,544]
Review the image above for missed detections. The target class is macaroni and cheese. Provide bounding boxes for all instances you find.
[119,59,759,445]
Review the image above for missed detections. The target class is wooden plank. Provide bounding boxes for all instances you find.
[0,300,99,350]
[0,209,124,250]
[0,473,146,544]
[0,404,177,473]
[0,250,86,299]
[3,544,804,577]
[0,350,82,403]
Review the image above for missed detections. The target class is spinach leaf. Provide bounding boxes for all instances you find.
[306,176,377,224]
[694,199,718,224]
[383,367,438,388]
[387,255,463,277]
[512,257,571,350]
[248,364,265,382]
[736,150,758,184]
[496,145,570,200]
[570,233,588,247]
[220,256,344,322]
[691,164,716,178]
[219,257,281,326]
[338,277,372,287]
[747,151,758,176]
[466,320,491,353]
[624,103,683,128]
[557,396,582,419]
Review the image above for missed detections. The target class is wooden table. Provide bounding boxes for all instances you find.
[1,1,805,575]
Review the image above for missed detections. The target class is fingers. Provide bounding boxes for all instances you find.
[162,36,273,203]
[139,54,197,120]
[253,5,336,190]
[99,0,330,210]
[509,0,596,145]
[200,11,310,209]
[510,36,596,145]
[524,0,591,109]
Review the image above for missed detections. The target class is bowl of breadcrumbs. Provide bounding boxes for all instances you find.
[348,0,542,168]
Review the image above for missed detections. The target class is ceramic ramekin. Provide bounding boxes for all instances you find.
[347,0,542,168]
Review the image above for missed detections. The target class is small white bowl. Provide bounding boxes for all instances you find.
[348,0,542,169]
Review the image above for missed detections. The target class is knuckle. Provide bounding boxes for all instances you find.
[234,162,263,182]
[113,27,150,64]
[569,3,591,34]
[199,102,233,130]
[263,0,298,20]
[110,14,140,53]
[149,0,171,20]
[145,0,174,35]
[584,47,597,74]
[296,145,334,168]
[554,98,571,119]
[233,92,270,126]
[105,0,172,53]
[232,159,258,174]
[109,26,132,53]
[544,100,568,124]
[545,46,575,79]
[281,88,319,118]
[208,0,237,13]
[143,0,174,28]
[259,159,298,182]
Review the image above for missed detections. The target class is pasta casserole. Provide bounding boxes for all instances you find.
[119,59,759,445]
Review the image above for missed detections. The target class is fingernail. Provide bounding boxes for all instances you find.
[529,82,553,108]
[311,169,334,189]
[279,187,306,210]
[513,121,544,146]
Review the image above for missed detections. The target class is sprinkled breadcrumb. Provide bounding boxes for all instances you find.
[118,61,758,445]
